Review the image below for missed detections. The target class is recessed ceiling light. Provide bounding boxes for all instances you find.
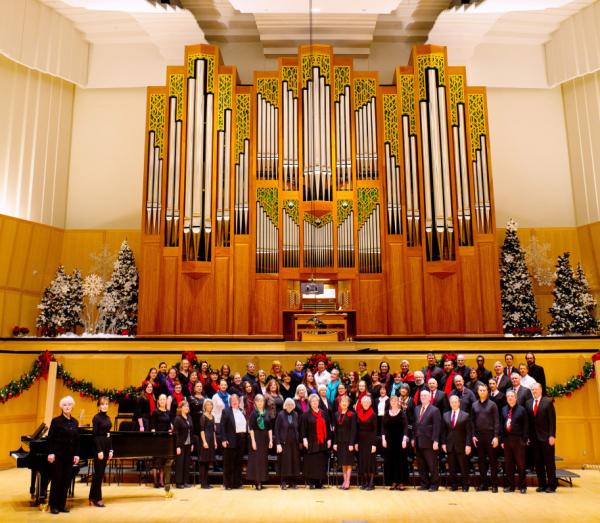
[311,7,321,13]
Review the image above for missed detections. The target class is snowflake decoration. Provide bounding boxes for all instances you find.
[506,218,518,232]
[90,245,117,281]
[524,235,554,287]
[83,274,104,300]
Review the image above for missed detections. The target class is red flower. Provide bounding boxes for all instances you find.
[566,392,572,398]
[12,326,20,336]
[592,352,600,363]
[20,327,29,335]
[121,329,129,336]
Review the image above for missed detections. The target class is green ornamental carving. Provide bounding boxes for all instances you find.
[257,77,279,108]
[218,74,233,131]
[283,199,299,225]
[357,188,379,227]
[168,73,184,121]
[149,93,166,155]
[468,93,486,160]
[337,199,353,224]
[334,66,351,102]
[281,66,298,97]
[301,52,331,88]
[304,212,333,228]
[400,74,416,134]
[257,187,279,226]
[187,53,215,92]
[353,78,376,109]
[416,53,446,101]
[235,93,250,159]
[449,74,465,126]
[383,94,399,158]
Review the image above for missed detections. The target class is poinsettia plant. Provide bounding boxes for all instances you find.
[304,352,343,373]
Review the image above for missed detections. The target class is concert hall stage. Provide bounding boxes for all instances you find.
[0,467,598,522]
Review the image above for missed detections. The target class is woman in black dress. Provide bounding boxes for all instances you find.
[247,395,273,490]
[188,381,205,437]
[280,372,294,400]
[264,379,284,423]
[355,395,378,490]
[173,400,193,489]
[241,381,255,420]
[274,398,301,489]
[47,396,80,514]
[150,394,172,488]
[135,381,155,431]
[333,395,356,490]
[89,396,113,507]
[382,394,410,490]
[198,399,217,489]
[301,394,331,489]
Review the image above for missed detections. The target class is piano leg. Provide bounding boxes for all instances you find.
[163,458,174,497]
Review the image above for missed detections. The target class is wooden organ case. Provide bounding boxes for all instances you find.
[138,44,502,337]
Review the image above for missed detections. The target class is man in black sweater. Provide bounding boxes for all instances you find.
[450,375,477,414]
[471,384,499,492]
[501,390,529,493]
[526,352,547,396]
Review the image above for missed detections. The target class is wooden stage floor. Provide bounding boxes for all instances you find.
[1,468,599,523]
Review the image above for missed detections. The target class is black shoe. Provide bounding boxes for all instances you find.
[476,485,488,492]
[59,508,69,513]
[504,487,515,493]
[491,486,498,493]
[417,485,429,491]
[536,486,546,492]
[50,508,60,515]
[183,484,192,488]
[365,485,374,491]
[202,485,212,490]
[520,488,527,494]
[462,486,469,492]
[450,486,458,492]
[256,483,263,491]
[225,486,232,490]
[309,484,316,490]
[359,484,366,490]
[290,484,298,489]
[545,487,556,493]
[428,486,439,492]
[176,485,184,489]
[281,482,288,490]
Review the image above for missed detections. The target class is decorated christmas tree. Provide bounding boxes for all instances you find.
[548,252,598,335]
[99,240,138,335]
[499,219,541,335]
[36,266,82,336]
[574,263,598,318]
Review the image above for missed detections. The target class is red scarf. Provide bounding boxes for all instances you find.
[444,371,456,396]
[173,391,184,406]
[312,409,327,444]
[145,393,156,414]
[357,404,374,423]
[413,386,422,405]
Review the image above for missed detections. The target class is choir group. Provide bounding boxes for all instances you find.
[44,352,557,515]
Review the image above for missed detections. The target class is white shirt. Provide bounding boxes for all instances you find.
[520,375,537,390]
[378,397,388,416]
[315,370,331,387]
[212,393,227,423]
[232,408,247,433]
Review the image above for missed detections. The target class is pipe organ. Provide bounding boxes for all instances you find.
[138,44,502,337]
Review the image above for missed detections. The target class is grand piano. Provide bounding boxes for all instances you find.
[11,424,176,505]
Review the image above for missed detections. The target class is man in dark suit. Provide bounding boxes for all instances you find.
[422,353,444,384]
[450,375,477,414]
[455,354,471,381]
[412,371,427,406]
[220,394,247,489]
[501,390,529,493]
[412,390,441,491]
[471,384,500,492]
[242,362,257,384]
[526,353,547,396]
[488,378,506,412]
[526,383,557,493]
[442,395,473,491]
[509,373,533,407]
[492,361,511,393]
[475,355,492,383]
[504,353,516,378]
[428,378,449,413]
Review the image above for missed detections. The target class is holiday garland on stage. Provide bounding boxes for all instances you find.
[0,350,597,404]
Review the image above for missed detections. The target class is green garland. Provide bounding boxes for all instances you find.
[57,365,140,403]
[547,361,595,398]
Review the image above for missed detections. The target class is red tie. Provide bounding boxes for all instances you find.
[533,399,539,416]
[451,411,457,428]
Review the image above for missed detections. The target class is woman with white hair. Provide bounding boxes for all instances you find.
[247,394,273,490]
[355,395,378,490]
[274,398,301,489]
[300,393,331,489]
[47,396,80,514]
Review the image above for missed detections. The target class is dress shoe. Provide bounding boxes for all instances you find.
[536,486,546,492]
[504,487,515,493]
[184,484,192,488]
[281,482,288,490]
[491,486,498,493]
[50,508,60,515]
[417,485,429,491]
[520,488,527,494]
[476,485,488,492]
[176,485,184,489]
[428,486,439,492]
[462,486,469,492]
[202,485,212,490]
[89,500,105,507]
[450,486,458,492]
[225,486,232,490]
[256,484,263,491]
[545,487,556,493]
[289,484,298,489]
[309,484,316,490]
[59,508,69,513]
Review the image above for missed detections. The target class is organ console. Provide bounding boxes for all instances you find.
[138,44,502,337]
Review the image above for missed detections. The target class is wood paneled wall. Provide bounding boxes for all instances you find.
[0,340,598,468]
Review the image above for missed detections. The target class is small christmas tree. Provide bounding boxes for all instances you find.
[499,219,541,335]
[36,265,82,336]
[574,263,598,318]
[548,253,597,335]
[99,240,138,335]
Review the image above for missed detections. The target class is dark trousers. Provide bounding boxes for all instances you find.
[198,462,210,487]
[89,457,108,501]
[476,434,498,487]
[416,447,439,488]
[447,450,469,488]
[49,457,73,510]
[223,434,245,488]
[504,436,526,489]
[174,444,191,486]
[533,439,557,489]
